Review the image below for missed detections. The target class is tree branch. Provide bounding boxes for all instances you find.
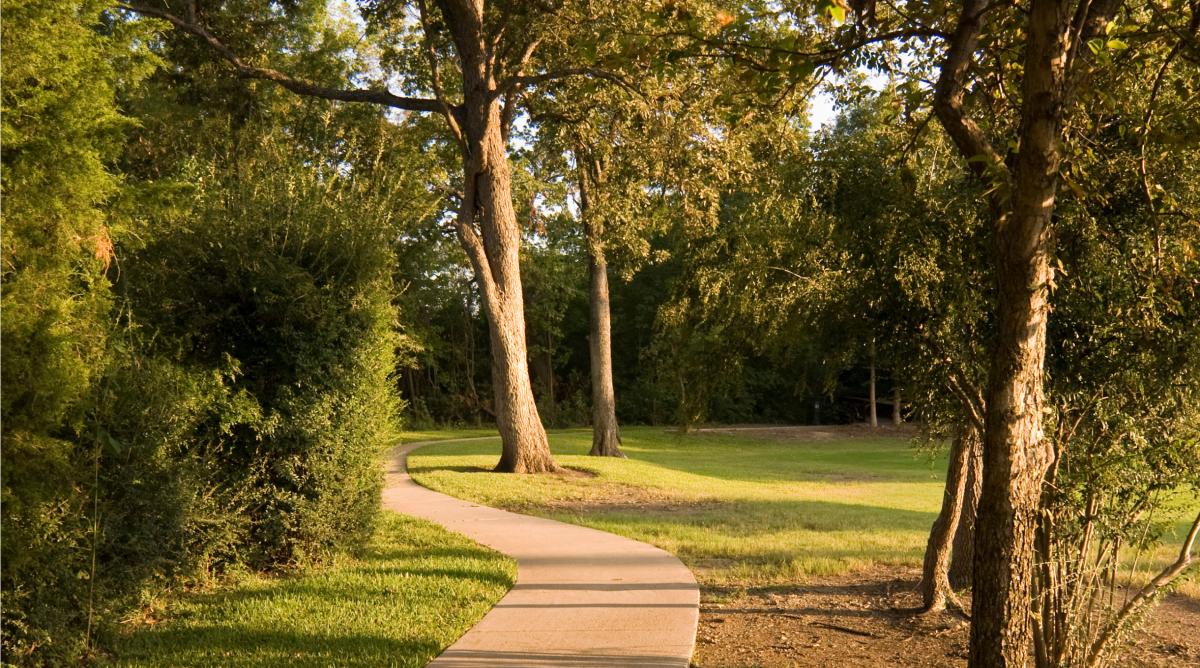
[500,38,542,141]
[416,0,466,145]
[119,3,443,113]
[493,66,643,102]
[1086,511,1200,668]
[931,0,1007,185]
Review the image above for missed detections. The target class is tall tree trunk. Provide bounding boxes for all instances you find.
[920,427,978,612]
[868,338,878,429]
[443,0,556,473]
[586,244,624,457]
[892,385,903,425]
[969,0,1065,661]
[950,435,982,588]
[578,153,624,458]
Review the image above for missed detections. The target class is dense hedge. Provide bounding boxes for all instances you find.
[119,151,400,569]
[1,3,403,655]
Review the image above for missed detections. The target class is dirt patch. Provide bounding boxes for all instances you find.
[692,424,918,443]
[692,567,1199,667]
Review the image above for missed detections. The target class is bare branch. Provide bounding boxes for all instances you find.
[417,0,466,146]
[120,3,443,113]
[1086,512,1200,667]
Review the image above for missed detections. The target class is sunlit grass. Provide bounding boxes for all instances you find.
[112,513,515,667]
[399,426,506,443]
[408,427,946,585]
[408,427,1200,595]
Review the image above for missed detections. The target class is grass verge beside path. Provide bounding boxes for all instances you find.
[112,513,515,667]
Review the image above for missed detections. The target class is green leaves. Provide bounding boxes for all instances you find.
[817,0,850,25]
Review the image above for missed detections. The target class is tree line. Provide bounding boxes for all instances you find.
[2,1,1198,667]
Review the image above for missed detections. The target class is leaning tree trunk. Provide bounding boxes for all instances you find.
[970,0,1064,660]
[578,161,624,458]
[920,427,979,612]
[950,434,982,588]
[445,4,557,473]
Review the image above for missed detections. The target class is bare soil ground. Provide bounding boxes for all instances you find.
[691,566,1200,667]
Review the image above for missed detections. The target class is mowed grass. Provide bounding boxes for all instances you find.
[400,426,509,443]
[408,426,948,586]
[407,426,1200,595]
[112,513,515,667]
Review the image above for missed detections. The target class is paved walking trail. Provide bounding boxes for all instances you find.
[382,440,700,667]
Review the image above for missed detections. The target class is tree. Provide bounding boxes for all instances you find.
[1,0,155,656]
[710,1,1196,660]
[119,0,648,472]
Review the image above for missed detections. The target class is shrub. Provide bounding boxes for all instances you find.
[119,139,402,568]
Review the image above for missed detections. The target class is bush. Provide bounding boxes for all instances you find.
[120,140,402,568]
[0,0,150,660]
[3,59,407,659]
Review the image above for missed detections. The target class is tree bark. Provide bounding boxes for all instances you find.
[543,330,557,426]
[950,434,982,588]
[441,0,557,473]
[586,245,624,457]
[892,385,903,425]
[868,338,879,429]
[920,428,978,612]
[578,154,624,458]
[969,0,1066,662]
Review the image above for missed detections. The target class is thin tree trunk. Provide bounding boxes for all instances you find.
[950,434,983,588]
[578,155,624,458]
[920,428,978,612]
[442,1,556,473]
[868,338,878,429]
[544,330,556,426]
[892,385,903,425]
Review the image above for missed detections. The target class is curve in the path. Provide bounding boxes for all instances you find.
[382,440,699,667]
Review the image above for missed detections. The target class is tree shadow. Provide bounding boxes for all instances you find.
[114,535,513,667]
[116,627,442,668]
[546,497,939,569]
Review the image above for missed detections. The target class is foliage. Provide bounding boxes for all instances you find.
[2,2,417,658]
[0,0,155,660]
[119,132,405,568]
[1030,46,1200,663]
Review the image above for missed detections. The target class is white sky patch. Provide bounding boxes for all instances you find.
[807,69,891,130]
[808,88,838,129]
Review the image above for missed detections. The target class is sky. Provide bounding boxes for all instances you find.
[808,88,840,129]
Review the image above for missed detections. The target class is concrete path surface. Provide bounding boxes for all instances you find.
[381,440,700,667]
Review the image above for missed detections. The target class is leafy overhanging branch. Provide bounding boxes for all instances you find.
[118,2,445,113]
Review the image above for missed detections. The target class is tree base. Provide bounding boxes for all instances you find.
[588,427,625,458]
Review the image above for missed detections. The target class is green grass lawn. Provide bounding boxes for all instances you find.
[399,426,509,443]
[407,426,949,587]
[112,513,515,667]
[407,426,1200,595]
